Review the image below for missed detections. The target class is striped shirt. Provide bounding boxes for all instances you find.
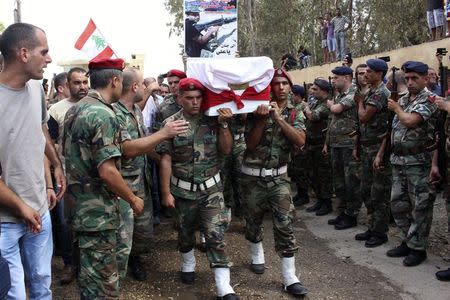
[331,15,350,34]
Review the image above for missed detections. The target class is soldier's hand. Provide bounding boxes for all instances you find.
[435,97,450,112]
[352,147,360,161]
[131,196,144,216]
[387,99,401,113]
[161,120,189,138]
[429,165,442,187]
[326,99,334,109]
[373,154,385,171]
[145,81,160,97]
[162,194,176,209]
[47,188,58,210]
[254,104,270,119]
[269,102,282,121]
[20,204,42,233]
[217,108,233,124]
[53,166,66,201]
[322,144,328,155]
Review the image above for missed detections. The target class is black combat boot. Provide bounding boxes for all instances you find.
[305,200,322,213]
[283,282,309,296]
[180,271,195,284]
[334,214,357,230]
[328,212,345,225]
[128,255,148,281]
[403,249,427,266]
[217,293,240,300]
[386,242,410,257]
[364,233,388,248]
[315,199,332,216]
[293,187,310,207]
[355,230,372,241]
[436,268,450,281]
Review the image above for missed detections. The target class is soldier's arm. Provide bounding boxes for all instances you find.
[357,102,378,124]
[98,158,144,215]
[217,108,233,155]
[122,120,189,158]
[159,154,175,208]
[328,102,345,114]
[42,124,66,200]
[274,116,306,149]
[246,105,269,150]
[388,99,423,128]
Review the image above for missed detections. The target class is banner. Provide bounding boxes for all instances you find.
[74,19,116,60]
[184,0,238,58]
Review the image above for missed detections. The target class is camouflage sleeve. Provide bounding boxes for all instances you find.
[310,104,330,122]
[92,111,122,168]
[115,110,132,142]
[292,106,306,131]
[366,91,388,112]
[411,101,436,122]
[339,93,356,110]
[155,119,173,155]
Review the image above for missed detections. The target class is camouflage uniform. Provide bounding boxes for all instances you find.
[328,86,361,215]
[113,101,154,273]
[63,90,122,299]
[305,97,332,200]
[153,94,181,132]
[241,102,306,257]
[357,83,392,235]
[390,88,438,251]
[445,98,450,234]
[220,115,246,212]
[157,110,232,268]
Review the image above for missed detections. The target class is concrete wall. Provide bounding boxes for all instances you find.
[289,39,450,84]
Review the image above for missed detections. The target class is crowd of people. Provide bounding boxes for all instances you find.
[0,20,450,300]
[426,0,450,41]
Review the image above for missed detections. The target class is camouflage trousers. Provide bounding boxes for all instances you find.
[117,200,133,279]
[220,141,245,211]
[78,230,120,300]
[391,164,436,251]
[130,192,153,256]
[358,144,392,235]
[240,174,299,257]
[308,144,333,200]
[289,148,310,190]
[175,191,232,268]
[330,146,362,216]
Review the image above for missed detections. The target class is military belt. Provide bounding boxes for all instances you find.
[240,164,288,178]
[171,173,221,192]
[234,133,245,141]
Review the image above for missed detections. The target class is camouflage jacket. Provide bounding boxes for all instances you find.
[112,101,151,194]
[157,110,222,200]
[243,100,306,169]
[153,94,181,132]
[63,90,121,231]
[390,88,438,165]
[359,82,391,145]
[306,98,330,145]
[328,86,358,147]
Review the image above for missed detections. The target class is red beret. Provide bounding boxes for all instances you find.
[166,69,187,79]
[178,78,205,92]
[88,58,125,71]
[271,68,293,86]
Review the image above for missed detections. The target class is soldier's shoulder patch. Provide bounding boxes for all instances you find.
[372,94,381,102]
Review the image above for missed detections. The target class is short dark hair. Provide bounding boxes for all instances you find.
[54,72,68,89]
[0,23,43,62]
[160,83,169,89]
[89,69,123,89]
[122,67,139,93]
[67,67,87,82]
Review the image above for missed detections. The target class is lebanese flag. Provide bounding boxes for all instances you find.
[74,19,116,60]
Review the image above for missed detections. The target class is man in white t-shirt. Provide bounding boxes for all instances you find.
[47,67,89,285]
[0,23,66,300]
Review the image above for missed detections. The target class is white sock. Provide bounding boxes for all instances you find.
[250,242,265,264]
[181,249,196,272]
[214,268,235,297]
[200,232,206,243]
[281,256,300,286]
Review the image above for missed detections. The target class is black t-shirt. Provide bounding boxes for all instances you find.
[427,0,443,11]
[185,19,202,57]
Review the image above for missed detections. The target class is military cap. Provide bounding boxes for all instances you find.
[401,61,429,75]
[88,58,125,71]
[313,78,331,93]
[331,66,353,76]
[178,78,205,92]
[291,85,305,98]
[272,68,293,86]
[366,58,388,73]
[186,6,201,14]
[166,69,187,79]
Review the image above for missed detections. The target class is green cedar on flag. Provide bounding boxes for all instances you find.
[75,18,116,60]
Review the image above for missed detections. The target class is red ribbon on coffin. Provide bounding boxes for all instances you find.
[202,85,271,111]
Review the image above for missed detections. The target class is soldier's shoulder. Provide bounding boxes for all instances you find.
[163,110,183,125]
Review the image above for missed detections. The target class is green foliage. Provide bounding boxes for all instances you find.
[164,0,429,65]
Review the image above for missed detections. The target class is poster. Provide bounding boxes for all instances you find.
[184,0,238,58]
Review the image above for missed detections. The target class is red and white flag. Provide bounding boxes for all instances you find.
[74,19,116,60]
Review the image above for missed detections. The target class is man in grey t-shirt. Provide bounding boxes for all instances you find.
[0,23,66,300]
[331,7,351,61]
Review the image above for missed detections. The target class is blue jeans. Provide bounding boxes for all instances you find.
[0,211,53,300]
[335,31,346,60]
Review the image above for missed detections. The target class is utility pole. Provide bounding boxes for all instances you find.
[14,0,22,23]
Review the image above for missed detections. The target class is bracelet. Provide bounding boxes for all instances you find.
[46,187,54,190]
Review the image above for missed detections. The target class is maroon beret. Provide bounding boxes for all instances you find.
[178,78,205,92]
[88,58,125,71]
[166,69,187,79]
[271,68,293,86]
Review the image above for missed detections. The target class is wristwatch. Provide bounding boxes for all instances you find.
[219,121,228,129]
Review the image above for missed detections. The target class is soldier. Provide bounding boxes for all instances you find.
[324,66,361,230]
[289,84,311,207]
[112,67,154,281]
[302,79,333,216]
[64,58,188,299]
[157,78,239,300]
[385,61,439,267]
[435,93,450,281]
[240,69,308,296]
[153,69,186,132]
[353,59,392,247]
